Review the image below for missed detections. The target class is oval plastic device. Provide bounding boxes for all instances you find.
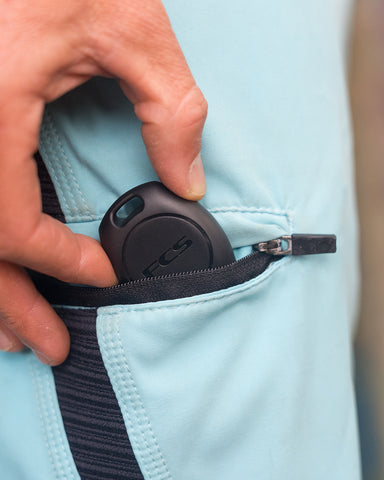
[99,181,235,282]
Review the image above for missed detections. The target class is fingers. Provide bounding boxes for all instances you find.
[0,323,24,353]
[0,261,70,365]
[0,11,119,365]
[0,0,208,366]
[2,208,118,287]
[0,96,117,287]
[136,87,207,200]
[88,0,208,200]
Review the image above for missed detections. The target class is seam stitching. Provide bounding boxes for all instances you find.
[116,318,171,479]
[46,111,92,218]
[29,356,77,480]
[29,357,58,477]
[208,206,292,216]
[101,321,149,475]
[41,110,93,220]
[42,114,79,218]
[39,119,70,216]
[101,316,172,479]
[44,363,75,480]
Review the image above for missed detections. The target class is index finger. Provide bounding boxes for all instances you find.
[0,94,117,286]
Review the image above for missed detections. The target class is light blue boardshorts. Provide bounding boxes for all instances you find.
[0,1,361,479]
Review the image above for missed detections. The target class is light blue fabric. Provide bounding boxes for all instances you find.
[0,351,79,480]
[0,0,361,478]
[98,254,359,480]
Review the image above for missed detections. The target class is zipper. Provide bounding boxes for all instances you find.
[254,234,336,256]
[31,234,336,308]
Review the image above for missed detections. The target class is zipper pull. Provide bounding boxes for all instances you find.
[254,234,336,256]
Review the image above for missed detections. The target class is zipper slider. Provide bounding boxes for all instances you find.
[254,234,336,256]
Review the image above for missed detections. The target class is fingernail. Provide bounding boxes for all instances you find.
[188,153,206,199]
[0,328,14,352]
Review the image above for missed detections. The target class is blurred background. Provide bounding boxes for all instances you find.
[350,1,384,479]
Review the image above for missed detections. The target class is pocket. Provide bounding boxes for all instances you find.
[95,256,290,480]
[47,254,290,480]
[93,230,338,480]
[34,248,279,308]
[32,205,295,309]
[32,231,336,308]
[32,212,337,480]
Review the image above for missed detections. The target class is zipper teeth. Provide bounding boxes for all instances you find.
[97,249,262,292]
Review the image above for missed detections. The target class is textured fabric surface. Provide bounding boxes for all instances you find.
[0,350,79,480]
[53,307,144,480]
[98,254,360,480]
[0,1,360,479]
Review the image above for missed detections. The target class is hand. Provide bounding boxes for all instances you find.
[0,0,208,364]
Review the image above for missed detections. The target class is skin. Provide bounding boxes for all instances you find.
[0,0,208,365]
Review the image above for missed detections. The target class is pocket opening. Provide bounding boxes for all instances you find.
[31,250,280,308]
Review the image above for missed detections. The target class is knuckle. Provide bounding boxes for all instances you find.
[2,311,22,335]
[0,322,20,352]
[176,86,208,129]
[3,293,46,343]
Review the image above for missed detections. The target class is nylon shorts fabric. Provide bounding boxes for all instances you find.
[97,257,358,480]
[0,1,361,479]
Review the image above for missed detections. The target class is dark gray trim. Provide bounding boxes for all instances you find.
[35,150,66,222]
[53,307,144,480]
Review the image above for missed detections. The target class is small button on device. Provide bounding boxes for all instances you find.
[99,182,235,282]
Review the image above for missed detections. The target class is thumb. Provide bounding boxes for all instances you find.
[134,85,208,200]
[89,1,208,200]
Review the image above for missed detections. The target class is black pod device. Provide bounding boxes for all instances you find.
[99,182,235,282]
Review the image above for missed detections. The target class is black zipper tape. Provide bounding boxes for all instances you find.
[31,234,336,308]
[31,251,278,308]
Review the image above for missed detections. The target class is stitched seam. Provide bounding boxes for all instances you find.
[29,356,77,480]
[112,320,157,477]
[64,213,101,222]
[41,114,79,218]
[39,108,294,226]
[100,322,147,475]
[39,119,70,216]
[208,207,294,232]
[101,317,172,479]
[208,206,292,216]
[40,110,95,221]
[116,319,171,479]
[67,215,104,223]
[101,256,290,316]
[29,357,56,477]
[43,364,76,480]
[111,317,171,478]
[46,111,93,218]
